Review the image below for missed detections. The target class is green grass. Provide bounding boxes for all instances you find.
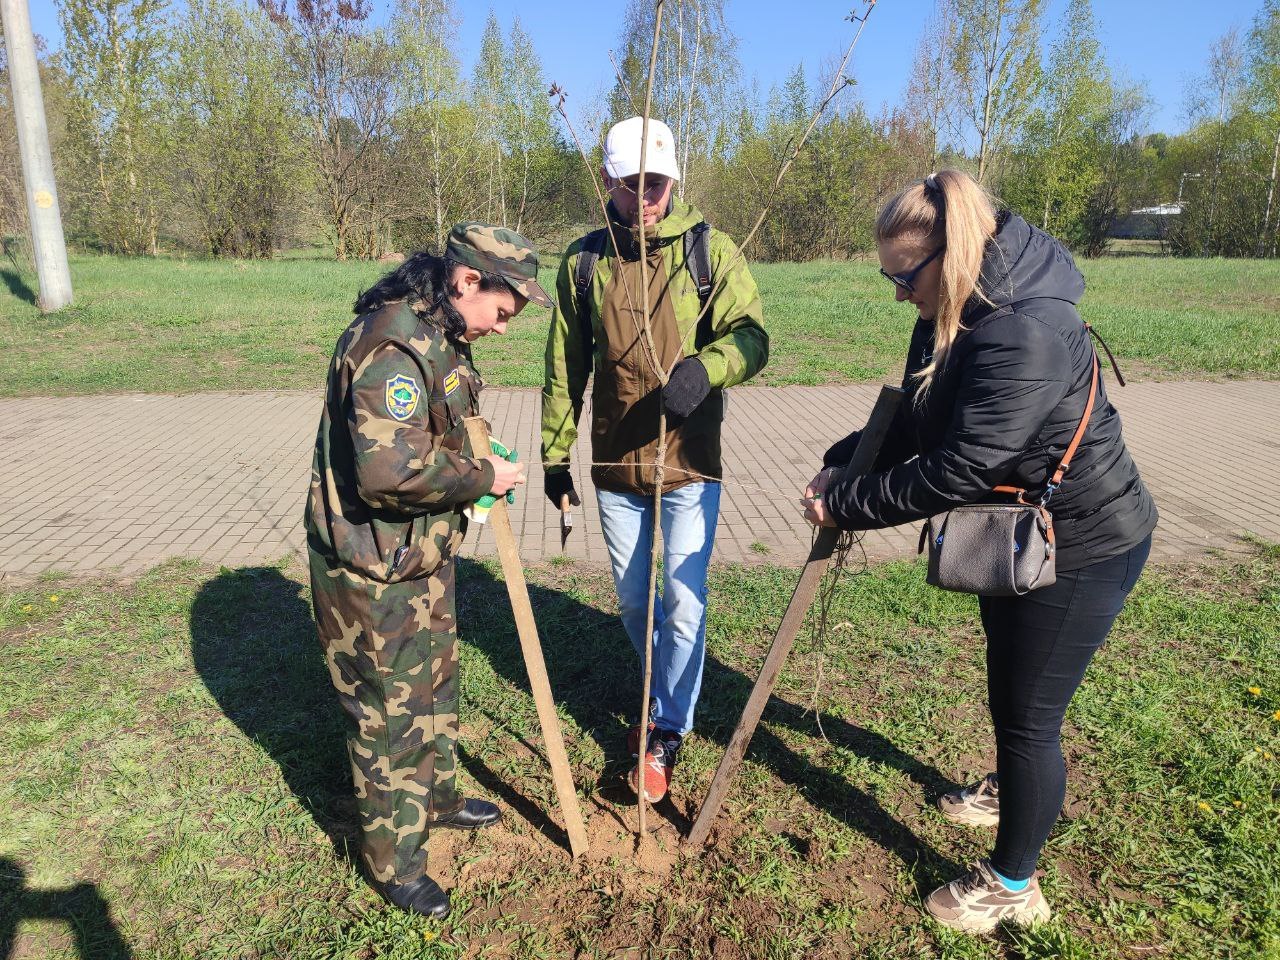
[2,546,1277,958]
[1,253,1278,396]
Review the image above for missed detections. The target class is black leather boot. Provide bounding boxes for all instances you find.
[377,875,450,919]
[431,798,502,830]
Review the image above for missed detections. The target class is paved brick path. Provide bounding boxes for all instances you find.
[1,382,1276,578]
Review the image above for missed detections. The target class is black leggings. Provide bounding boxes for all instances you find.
[980,534,1152,880]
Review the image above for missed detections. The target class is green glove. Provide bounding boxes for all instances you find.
[475,436,518,509]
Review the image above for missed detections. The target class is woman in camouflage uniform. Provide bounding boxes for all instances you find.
[305,223,551,919]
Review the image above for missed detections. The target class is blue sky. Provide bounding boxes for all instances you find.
[28,0,1270,135]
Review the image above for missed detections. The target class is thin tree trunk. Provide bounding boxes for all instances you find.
[518,143,530,234]
[1043,112,1065,231]
[634,0,666,861]
[497,142,506,225]
[94,144,112,226]
[1258,124,1280,258]
[680,7,702,192]
[977,9,1002,185]
[431,105,445,248]
[1208,135,1224,255]
[514,90,531,234]
[148,196,158,255]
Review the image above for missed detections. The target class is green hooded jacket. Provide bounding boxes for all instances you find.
[541,198,769,493]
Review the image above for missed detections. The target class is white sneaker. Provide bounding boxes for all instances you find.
[924,859,1051,933]
[939,772,1000,827]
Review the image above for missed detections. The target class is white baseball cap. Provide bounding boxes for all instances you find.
[603,116,681,182]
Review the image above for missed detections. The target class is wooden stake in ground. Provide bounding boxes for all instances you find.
[683,385,904,850]
[462,416,589,860]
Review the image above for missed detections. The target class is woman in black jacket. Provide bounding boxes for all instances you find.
[804,169,1157,933]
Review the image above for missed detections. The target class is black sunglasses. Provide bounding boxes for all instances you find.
[880,246,945,294]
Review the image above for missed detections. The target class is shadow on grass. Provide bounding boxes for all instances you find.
[454,557,961,886]
[0,858,133,960]
[190,567,356,863]
[184,559,958,893]
[0,269,37,306]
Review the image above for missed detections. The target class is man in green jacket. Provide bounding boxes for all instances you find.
[541,116,769,803]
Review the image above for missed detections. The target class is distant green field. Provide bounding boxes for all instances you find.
[0,253,1277,396]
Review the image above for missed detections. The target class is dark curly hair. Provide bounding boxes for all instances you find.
[353,251,506,340]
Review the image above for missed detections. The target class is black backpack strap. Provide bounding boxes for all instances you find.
[685,221,715,349]
[574,228,608,360]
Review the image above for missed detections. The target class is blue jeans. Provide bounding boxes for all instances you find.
[596,482,721,736]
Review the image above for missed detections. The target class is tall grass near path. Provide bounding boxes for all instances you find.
[0,254,1277,397]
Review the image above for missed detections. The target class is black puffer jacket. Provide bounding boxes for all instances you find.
[824,212,1157,572]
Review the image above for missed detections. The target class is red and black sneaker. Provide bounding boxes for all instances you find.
[626,720,655,758]
[626,699,659,758]
[628,729,682,803]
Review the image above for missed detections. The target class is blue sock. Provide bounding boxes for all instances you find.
[992,867,1030,892]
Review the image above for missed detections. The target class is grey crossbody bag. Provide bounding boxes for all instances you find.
[918,347,1100,597]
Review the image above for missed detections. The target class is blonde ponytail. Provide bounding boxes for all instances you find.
[875,169,997,395]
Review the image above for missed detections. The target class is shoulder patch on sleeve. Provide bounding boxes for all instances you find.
[385,374,421,421]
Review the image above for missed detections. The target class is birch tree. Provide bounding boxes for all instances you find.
[388,0,474,251]
[261,0,396,259]
[1186,27,1247,250]
[608,0,740,201]
[1250,0,1280,256]
[503,18,557,235]
[903,5,955,171]
[167,0,304,257]
[944,0,1044,183]
[471,11,506,223]
[1008,0,1111,235]
[58,0,170,254]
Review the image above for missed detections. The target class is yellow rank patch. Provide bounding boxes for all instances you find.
[443,369,461,397]
[385,374,420,421]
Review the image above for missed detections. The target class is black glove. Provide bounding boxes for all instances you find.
[662,358,711,418]
[822,431,861,468]
[544,469,577,508]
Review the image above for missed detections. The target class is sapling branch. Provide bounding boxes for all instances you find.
[634,0,667,858]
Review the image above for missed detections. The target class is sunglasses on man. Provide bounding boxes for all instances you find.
[612,175,672,200]
[881,246,945,294]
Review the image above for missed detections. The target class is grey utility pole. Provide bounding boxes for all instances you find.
[1,0,72,312]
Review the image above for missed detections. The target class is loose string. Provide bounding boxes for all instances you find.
[538,459,808,505]
[803,526,869,742]
[536,455,874,739]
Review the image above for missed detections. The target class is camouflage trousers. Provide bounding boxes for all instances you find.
[309,550,464,884]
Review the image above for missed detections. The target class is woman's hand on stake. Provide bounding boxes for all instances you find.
[801,494,836,528]
[804,467,837,501]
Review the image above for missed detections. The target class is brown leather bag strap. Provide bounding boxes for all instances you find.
[1050,350,1099,488]
[993,484,1029,501]
[1084,322,1126,387]
[986,487,1057,546]
[993,344,1098,502]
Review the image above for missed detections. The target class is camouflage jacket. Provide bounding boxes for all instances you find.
[541,198,769,490]
[305,300,494,583]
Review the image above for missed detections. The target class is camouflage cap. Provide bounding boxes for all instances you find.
[446,222,553,309]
